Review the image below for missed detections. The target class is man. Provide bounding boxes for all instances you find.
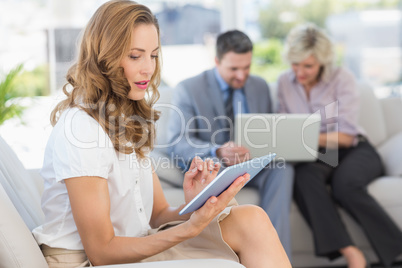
[167,30,294,260]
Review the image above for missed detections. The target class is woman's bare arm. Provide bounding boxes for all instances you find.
[65,165,247,265]
[65,176,196,265]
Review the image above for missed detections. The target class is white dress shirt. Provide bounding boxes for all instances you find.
[33,107,154,250]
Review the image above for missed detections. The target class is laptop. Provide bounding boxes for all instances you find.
[234,113,321,162]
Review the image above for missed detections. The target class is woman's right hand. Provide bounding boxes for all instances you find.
[182,157,218,204]
[184,169,250,237]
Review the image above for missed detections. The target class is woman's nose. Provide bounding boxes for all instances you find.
[141,58,155,76]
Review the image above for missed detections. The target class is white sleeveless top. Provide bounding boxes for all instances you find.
[33,107,154,250]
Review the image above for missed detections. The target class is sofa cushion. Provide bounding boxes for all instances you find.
[0,183,48,268]
[377,132,402,176]
[357,82,387,146]
[381,97,402,139]
[368,176,402,230]
[150,150,185,187]
[0,136,44,231]
[154,86,176,155]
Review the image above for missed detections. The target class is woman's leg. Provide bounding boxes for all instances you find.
[332,141,402,267]
[294,161,353,259]
[219,205,291,268]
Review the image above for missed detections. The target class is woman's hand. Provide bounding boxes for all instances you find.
[182,156,250,237]
[320,132,354,148]
[186,172,250,237]
[183,156,220,204]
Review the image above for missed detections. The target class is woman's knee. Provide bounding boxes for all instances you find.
[220,205,275,251]
[331,173,367,203]
[230,205,274,233]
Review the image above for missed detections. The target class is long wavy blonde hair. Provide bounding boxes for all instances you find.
[51,0,161,158]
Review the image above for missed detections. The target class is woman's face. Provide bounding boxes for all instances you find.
[291,54,322,89]
[120,23,159,101]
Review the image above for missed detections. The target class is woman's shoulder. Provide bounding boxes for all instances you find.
[57,107,99,130]
[277,69,295,91]
[59,107,97,123]
[55,107,111,145]
[330,66,356,83]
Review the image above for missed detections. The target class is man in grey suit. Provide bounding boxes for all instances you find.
[167,30,294,260]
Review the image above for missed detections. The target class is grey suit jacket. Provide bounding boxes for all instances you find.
[167,68,272,168]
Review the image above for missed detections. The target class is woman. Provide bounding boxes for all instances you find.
[32,1,290,267]
[277,23,402,268]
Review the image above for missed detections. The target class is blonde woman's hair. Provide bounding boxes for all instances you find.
[284,23,335,81]
[51,0,161,158]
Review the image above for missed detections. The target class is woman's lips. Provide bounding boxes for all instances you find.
[134,80,149,90]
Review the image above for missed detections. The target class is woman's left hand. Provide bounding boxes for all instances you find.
[183,156,221,204]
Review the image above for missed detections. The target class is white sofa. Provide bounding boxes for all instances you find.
[152,82,402,267]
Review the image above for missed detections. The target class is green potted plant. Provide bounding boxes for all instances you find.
[0,64,25,125]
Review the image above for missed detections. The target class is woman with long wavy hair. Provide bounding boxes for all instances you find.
[32,1,291,267]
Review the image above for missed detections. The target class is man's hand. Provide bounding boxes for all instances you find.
[216,141,250,166]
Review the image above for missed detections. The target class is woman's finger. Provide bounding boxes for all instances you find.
[185,156,200,177]
[211,162,221,178]
[206,158,214,171]
[204,161,219,185]
[196,156,204,171]
[188,156,199,171]
[197,160,209,185]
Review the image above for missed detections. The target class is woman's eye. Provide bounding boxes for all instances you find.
[129,55,139,60]
[151,55,158,59]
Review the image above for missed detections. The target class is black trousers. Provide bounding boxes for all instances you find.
[294,139,402,267]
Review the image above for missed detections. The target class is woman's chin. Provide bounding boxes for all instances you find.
[128,91,146,101]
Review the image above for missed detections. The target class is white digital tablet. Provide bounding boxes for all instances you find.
[179,153,276,215]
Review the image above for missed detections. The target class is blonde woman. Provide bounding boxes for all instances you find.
[32,1,290,267]
[277,23,402,268]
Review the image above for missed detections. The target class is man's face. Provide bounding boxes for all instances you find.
[215,51,252,89]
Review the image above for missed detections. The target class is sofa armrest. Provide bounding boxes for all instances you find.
[26,169,44,195]
[0,183,48,268]
[377,132,402,177]
[381,97,402,138]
